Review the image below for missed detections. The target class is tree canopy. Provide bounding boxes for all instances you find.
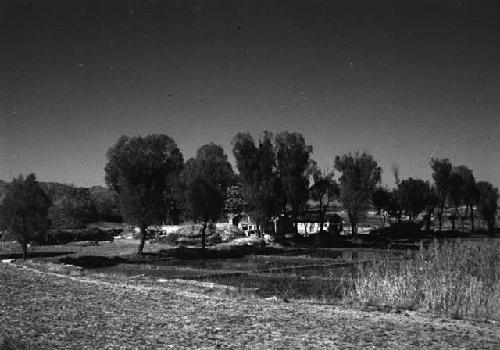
[183,143,234,250]
[309,162,339,236]
[105,134,184,254]
[334,152,381,235]
[476,181,499,233]
[398,178,429,222]
[274,131,313,232]
[451,165,478,231]
[0,174,52,259]
[430,158,453,232]
[372,187,392,227]
[232,131,280,235]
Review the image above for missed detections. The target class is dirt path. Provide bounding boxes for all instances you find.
[1,263,499,349]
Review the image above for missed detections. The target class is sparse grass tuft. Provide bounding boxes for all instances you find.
[341,239,500,320]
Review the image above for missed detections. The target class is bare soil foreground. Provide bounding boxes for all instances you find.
[1,262,499,349]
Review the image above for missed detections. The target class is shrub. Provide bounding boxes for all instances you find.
[132,229,157,240]
[341,239,500,320]
[42,228,114,245]
[371,222,427,238]
[43,229,74,244]
[151,232,180,245]
[206,231,222,245]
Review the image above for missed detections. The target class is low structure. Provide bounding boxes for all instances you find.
[271,212,344,236]
[228,212,258,236]
[295,212,343,236]
[160,225,182,235]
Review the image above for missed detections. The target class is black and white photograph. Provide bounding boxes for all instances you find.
[1,0,499,348]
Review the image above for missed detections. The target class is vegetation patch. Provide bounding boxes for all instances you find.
[341,239,500,321]
[43,227,116,245]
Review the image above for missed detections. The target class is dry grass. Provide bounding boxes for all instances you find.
[3,262,500,349]
[6,237,500,321]
[341,239,500,320]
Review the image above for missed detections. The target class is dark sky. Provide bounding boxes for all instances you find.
[1,0,500,188]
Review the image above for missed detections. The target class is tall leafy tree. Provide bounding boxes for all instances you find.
[275,131,313,233]
[398,178,428,222]
[430,158,453,232]
[476,181,499,233]
[105,135,184,254]
[422,182,439,231]
[447,170,466,231]
[372,187,392,227]
[387,188,403,224]
[0,174,51,259]
[232,132,280,235]
[452,166,477,231]
[183,143,234,250]
[309,161,339,236]
[334,152,381,235]
[224,183,247,216]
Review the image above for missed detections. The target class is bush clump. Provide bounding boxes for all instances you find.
[341,239,500,321]
[132,229,157,240]
[42,228,115,245]
[371,222,428,238]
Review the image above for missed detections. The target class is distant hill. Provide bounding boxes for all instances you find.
[0,179,121,226]
[0,179,113,200]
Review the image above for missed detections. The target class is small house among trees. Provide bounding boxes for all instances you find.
[229,212,258,235]
[296,212,343,236]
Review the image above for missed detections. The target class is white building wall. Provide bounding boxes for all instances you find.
[160,225,182,234]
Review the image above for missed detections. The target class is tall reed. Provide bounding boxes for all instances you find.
[341,239,500,320]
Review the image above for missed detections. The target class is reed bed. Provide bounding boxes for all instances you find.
[341,239,500,320]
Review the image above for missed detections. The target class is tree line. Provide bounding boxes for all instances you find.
[372,159,499,234]
[1,131,498,256]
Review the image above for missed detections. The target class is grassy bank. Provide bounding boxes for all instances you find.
[341,239,500,320]
[4,236,499,321]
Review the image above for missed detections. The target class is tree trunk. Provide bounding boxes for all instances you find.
[292,206,299,236]
[319,212,325,236]
[201,220,207,251]
[461,204,468,231]
[137,224,147,255]
[351,222,356,235]
[424,210,431,231]
[21,241,28,260]
[172,207,180,225]
[378,211,384,228]
[282,203,287,219]
[470,204,475,233]
[316,208,324,247]
[438,203,444,233]
[488,220,494,234]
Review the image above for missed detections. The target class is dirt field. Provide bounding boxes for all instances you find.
[1,262,499,349]
[0,240,405,300]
